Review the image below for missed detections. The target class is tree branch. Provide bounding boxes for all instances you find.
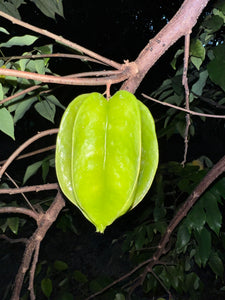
[10,191,65,300]
[0,85,41,105]
[134,154,225,293]
[0,11,121,69]
[0,207,38,221]
[181,34,191,165]
[1,53,108,66]
[0,145,56,165]
[142,94,225,119]
[87,154,225,298]
[0,67,130,86]
[0,183,59,194]
[121,0,209,93]
[0,129,58,179]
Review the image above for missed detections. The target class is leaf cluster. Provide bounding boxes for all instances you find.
[152,0,225,141]
[0,32,65,139]
[0,0,64,20]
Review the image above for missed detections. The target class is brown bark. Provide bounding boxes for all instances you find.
[121,0,209,93]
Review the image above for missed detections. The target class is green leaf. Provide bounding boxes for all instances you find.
[158,267,171,288]
[207,44,225,92]
[42,160,49,182]
[23,161,43,184]
[114,294,126,300]
[0,2,21,19]
[7,217,19,235]
[25,60,37,73]
[56,292,74,300]
[34,59,45,74]
[171,75,183,96]
[203,14,224,33]
[151,78,172,97]
[53,260,68,271]
[0,35,38,48]
[176,223,191,251]
[73,270,88,283]
[191,56,203,70]
[191,70,208,97]
[154,221,167,235]
[46,95,65,110]
[41,278,52,298]
[56,214,79,235]
[194,227,211,267]
[30,0,64,19]
[7,91,26,113]
[213,8,225,22]
[14,97,37,123]
[0,83,3,101]
[166,266,181,290]
[9,0,24,9]
[35,100,56,123]
[134,226,146,250]
[19,56,30,72]
[0,27,10,35]
[35,44,53,55]
[170,49,184,70]
[184,272,200,292]
[89,279,103,293]
[204,191,222,236]
[209,252,224,277]
[187,201,206,232]
[190,39,206,61]
[0,107,15,139]
[211,177,225,197]
[153,206,166,221]
[165,94,183,106]
[143,273,157,293]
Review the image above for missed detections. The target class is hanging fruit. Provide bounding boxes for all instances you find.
[55,90,158,233]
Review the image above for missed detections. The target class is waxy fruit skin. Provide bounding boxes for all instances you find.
[56,90,158,233]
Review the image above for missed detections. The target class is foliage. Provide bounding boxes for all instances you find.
[0,33,65,139]
[153,1,225,141]
[0,0,64,20]
[0,1,225,300]
[121,162,225,298]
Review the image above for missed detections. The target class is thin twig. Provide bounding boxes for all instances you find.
[142,94,225,119]
[193,92,225,109]
[0,11,121,70]
[86,258,154,299]
[0,67,129,86]
[0,183,59,194]
[10,191,65,300]
[5,172,35,211]
[68,69,124,78]
[87,154,225,298]
[182,33,191,166]
[151,270,172,299]
[1,53,108,66]
[28,241,40,300]
[0,207,38,221]
[0,85,41,105]
[0,234,27,244]
[138,154,225,286]
[0,128,58,179]
[0,145,56,165]
[0,69,124,106]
